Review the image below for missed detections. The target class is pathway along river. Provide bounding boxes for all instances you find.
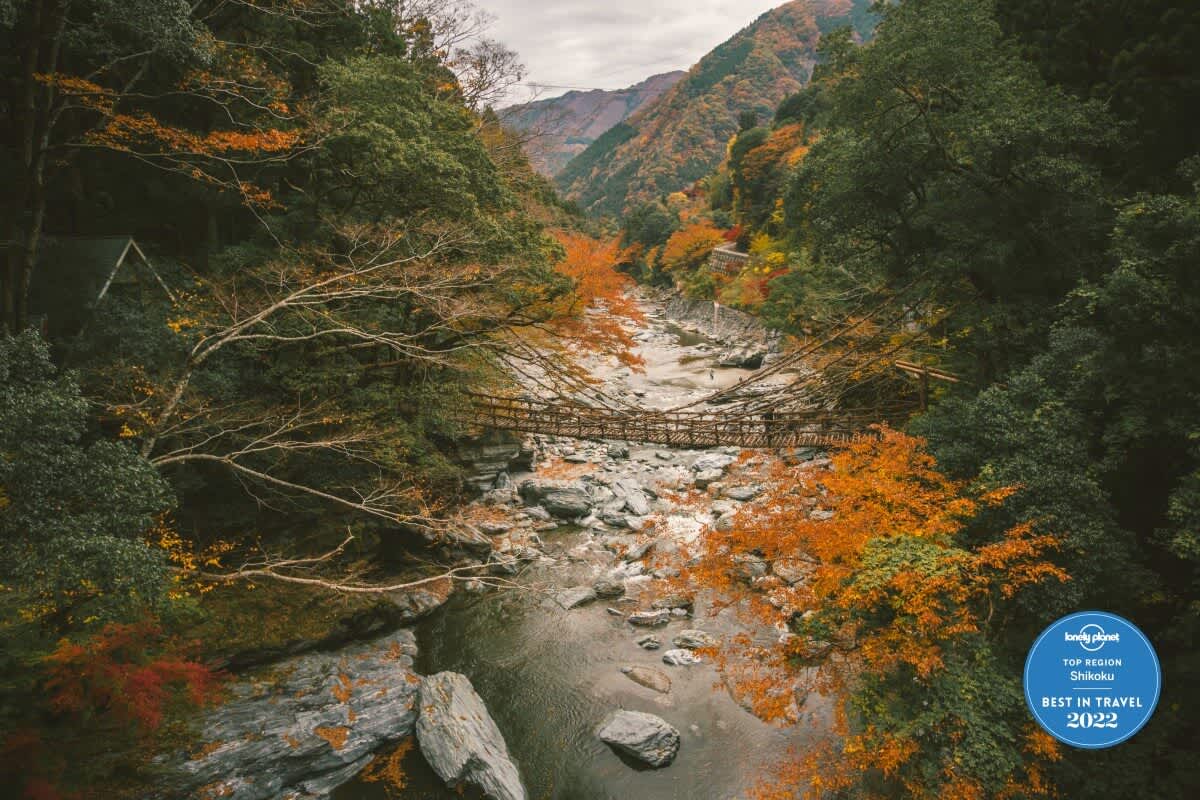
[336,299,830,800]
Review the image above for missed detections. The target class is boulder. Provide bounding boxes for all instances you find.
[518,479,592,519]
[389,579,455,624]
[722,485,764,502]
[607,443,630,460]
[650,594,694,613]
[598,510,632,529]
[732,553,769,582]
[416,672,527,800]
[553,586,597,610]
[627,610,671,627]
[623,490,652,517]
[596,710,681,768]
[672,630,717,650]
[662,649,703,666]
[620,665,672,694]
[693,469,724,489]
[593,575,626,599]
[636,635,662,650]
[163,631,420,800]
[772,559,814,586]
[624,540,655,562]
[691,453,736,473]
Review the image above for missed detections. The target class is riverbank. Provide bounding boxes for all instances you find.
[163,292,828,800]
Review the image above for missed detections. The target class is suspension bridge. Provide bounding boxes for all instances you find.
[452,292,959,450]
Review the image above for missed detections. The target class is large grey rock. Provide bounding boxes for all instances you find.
[624,490,652,517]
[691,453,736,473]
[620,665,672,694]
[624,540,655,562]
[723,485,764,502]
[772,558,814,586]
[596,710,681,768]
[662,649,703,666]
[553,586,598,609]
[593,575,626,599]
[693,469,724,489]
[650,594,694,613]
[417,672,526,800]
[163,631,420,800]
[672,630,718,650]
[627,610,671,627]
[518,479,592,519]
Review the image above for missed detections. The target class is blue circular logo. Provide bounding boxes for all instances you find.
[1024,611,1161,749]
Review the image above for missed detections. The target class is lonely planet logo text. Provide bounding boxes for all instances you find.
[1064,624,1121,652]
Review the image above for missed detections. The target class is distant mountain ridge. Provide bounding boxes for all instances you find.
[501,72,686,177]
[555,0,876,217]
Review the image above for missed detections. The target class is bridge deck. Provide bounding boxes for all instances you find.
[452,393,913,450]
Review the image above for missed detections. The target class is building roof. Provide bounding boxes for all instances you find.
[21,236,173,338]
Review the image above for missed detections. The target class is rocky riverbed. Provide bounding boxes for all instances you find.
[170,294,831,800]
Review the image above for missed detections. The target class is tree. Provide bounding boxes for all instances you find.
[687,429,1067,799]
[660,220,726,276]
[547,232,643,368]
[0,0,314,334]
[787,0,1116,381]
[0,331,173,628]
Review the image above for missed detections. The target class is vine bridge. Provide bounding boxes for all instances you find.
[455,391,917,449]
[454,292,960,450]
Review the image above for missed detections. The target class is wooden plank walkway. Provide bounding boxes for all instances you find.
[450,393,914,450]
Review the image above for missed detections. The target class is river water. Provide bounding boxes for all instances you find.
[335,299,825,800]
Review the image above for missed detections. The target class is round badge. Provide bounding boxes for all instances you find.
[1024,611,1161,749]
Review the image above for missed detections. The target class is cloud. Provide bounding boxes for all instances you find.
[479,1,785,103]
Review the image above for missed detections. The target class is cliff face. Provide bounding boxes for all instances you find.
[555,0,876,217]
[501,72,686,177]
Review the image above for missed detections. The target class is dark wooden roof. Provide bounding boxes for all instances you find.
[18,236,171,338]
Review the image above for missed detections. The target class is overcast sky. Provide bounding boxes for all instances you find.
[480,1,786,105]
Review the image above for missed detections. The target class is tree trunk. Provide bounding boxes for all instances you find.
[3,0,68,335]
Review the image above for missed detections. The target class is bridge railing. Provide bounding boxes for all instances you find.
[450,392,916,449]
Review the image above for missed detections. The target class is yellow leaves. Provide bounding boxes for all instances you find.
[119,424,137,439]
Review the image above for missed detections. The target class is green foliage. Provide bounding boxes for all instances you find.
[0,333,173,628]
[788,0,1116,379]
[316,54,508,222]
[998,0,1200,189]
[620,201,678,250]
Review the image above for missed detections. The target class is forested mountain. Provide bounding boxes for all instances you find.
[502,71,685,176]
[556,0,876,217]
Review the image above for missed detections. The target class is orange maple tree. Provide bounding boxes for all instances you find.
[686,428,1069,799]
[659,221,728,275]
[548,232,645,367]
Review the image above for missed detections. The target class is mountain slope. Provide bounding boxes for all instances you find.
[502,72,686,177]
[556,0,875,217]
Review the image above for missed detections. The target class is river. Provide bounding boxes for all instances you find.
[335,298,828,800]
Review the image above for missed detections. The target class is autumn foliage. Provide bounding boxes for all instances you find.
[687,429,1069,799]
[549,232,645,367]
[43,620,221,734]
[660,221,727,274]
